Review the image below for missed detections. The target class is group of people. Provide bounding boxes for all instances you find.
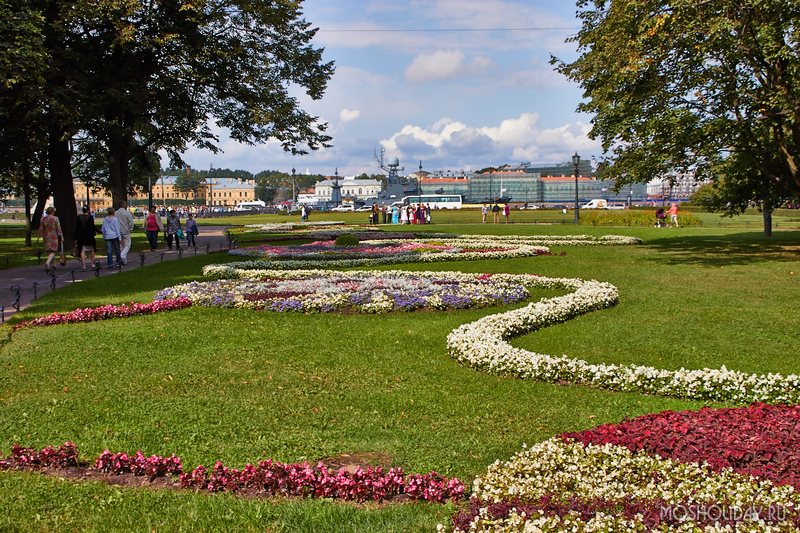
[36,202,200,273]
[136,205,210,219]
[144,206,199,251]
[368,203,431,225]
[481,203,510,223]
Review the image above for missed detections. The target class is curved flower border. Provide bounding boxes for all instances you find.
[446,277,800,405]
[452,404,800,531]
[454,436,800,532]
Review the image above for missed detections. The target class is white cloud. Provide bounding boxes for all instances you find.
[381,113,601,167]
[340,109,361,122]
[405,50,492,83]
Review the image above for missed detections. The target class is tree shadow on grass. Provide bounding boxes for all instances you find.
[644,231,800,267]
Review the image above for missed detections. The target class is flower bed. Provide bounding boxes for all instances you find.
[12,298,193,330]
[1,443,464,504]
[446,277,800,404]
[452,405,800,532]
[156,270,537,314]
[561,403,800,489]
[223,233,641,270]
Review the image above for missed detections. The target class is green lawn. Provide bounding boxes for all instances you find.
[0,224,798,532]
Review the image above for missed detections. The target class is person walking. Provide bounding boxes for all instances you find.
[165,209,182,249]
[37,206,63,273]
[668,203,679,228]
[185,213,199,248]
[101,207,122,268]
[74,205,99,268]
[482,204,488,223]
[144,205,164,251]
[116,201,135,265]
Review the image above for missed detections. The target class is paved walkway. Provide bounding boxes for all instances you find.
[0,226,234,323]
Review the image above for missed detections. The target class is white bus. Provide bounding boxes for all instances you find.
[235,200,266,211]
[401,194,463,210]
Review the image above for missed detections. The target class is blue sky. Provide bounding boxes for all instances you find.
[178,0,603,176]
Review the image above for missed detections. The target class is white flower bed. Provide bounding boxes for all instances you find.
[243,221,347,230]
[457,438,799,532]
[446,277,800,404]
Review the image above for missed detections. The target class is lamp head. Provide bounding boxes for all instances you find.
[572,152,581,167]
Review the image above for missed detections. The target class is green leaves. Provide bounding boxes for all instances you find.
[554,0,800,228]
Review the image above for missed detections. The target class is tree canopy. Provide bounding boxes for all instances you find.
[553,0,800,234]
[0,0,333,242]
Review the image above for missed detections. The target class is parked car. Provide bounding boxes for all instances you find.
[331,205,354,212]
[552,204,568,210]
[355,205,373,212]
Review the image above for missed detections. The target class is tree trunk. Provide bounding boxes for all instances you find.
[48,127,77,245]
[763,201,772,237]
[22,161,32,247]
[30,164,49,232]
[108,143,131,209]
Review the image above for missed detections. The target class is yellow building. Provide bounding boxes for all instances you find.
[8,175,256,210]
[133,176,208,205]
[205,178,257,207]
[71,176,249,208]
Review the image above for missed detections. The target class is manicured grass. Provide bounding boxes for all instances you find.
[0,225,798,531]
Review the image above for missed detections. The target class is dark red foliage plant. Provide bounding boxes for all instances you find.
[561,403,800,490]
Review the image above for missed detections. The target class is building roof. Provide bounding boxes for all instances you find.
[206,178,255,190]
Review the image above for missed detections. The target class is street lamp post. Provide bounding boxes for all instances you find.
[572,152,581,224]
[292,167,297,209]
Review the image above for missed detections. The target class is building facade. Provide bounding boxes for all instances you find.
[204,178,257,207]
[71,175,254,209]
[420,170,649,204]
[315,178,381,204]
[647,172,710,202]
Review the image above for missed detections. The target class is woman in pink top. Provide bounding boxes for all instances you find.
[145,205,164,251]
[668,203,679,228]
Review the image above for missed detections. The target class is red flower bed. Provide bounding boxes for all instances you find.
[561,403,800,489]
[12,298,192,330]
[1,443,464,504]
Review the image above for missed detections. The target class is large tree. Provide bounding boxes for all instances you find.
[1,0,334,239]
[553,0,800,235]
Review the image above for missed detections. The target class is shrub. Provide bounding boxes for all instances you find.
[334,234,360,247]
[578,209,700,227]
